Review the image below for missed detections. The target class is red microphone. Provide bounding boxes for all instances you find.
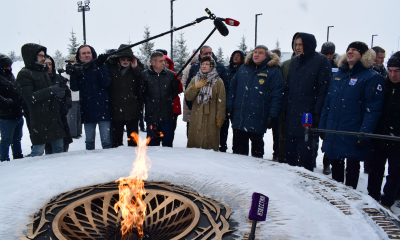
[225,18,240,27]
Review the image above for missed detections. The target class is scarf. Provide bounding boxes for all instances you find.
[195,66,218,105]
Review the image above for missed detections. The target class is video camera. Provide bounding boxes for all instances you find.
[57,60,84,76]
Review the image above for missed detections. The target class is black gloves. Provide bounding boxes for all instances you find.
[227,108,234,121]
[50,85,65,99]
[266,117,275,129]
[65,63,75,75]
[96,54,108,66]
[356,137,369,147]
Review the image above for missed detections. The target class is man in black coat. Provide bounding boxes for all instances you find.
[284,32,332,171]
[372,46,388,78]
[17,43,66,156]
[106,44,144,148]
[0,54,25,161]
[367,52,400,208]
[140,51,179,147]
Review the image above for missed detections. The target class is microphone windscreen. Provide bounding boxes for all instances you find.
[225,18,240,27]
[248,192,269,221]
[214,18,229,37]
[302,113,313,128]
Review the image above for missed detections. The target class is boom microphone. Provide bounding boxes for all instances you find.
[217,17,240,27]
[248,192,269,240]
[302,113,313,142]
[213,18,229,36]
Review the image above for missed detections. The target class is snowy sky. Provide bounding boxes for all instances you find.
[1,0,400,64]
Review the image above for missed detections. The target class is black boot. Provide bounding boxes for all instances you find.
[323,164,331,175]
[0,158,10,162]
[13,154,24,159]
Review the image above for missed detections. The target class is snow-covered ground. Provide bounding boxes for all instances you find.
[1,61,398,239]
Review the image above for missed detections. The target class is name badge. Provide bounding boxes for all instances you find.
[349,78,358,86]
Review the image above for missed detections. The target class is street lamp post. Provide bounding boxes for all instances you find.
[77,1,90,45]
[371,34,378,48]
[255,13,262,48]
[327,26,334,42]
[171,0,176,61]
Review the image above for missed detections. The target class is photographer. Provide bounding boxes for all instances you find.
[44,56,72,153]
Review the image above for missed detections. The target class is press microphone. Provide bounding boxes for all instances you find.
[302,113,313,142]
[248,192,269,240]
[205,8,229,37]
[217,17,241,27]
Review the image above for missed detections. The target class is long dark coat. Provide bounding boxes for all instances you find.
[16,43,66,145]
[285,32,332,137]
[106,44,144,122]
[319,50,384,160]
[0,63,24,120]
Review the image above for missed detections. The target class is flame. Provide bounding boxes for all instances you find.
[114,132,152,239]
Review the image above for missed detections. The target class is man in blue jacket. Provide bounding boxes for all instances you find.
[220,50,246,152]
[70,45,112,150]
[226,45,284,158]
[319,41,384,189]
[284,32,332,172]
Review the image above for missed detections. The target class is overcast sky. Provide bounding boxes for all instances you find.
[2,0,400,63]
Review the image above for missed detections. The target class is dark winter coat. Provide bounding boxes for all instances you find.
[164,55,183,115]
[371,77,400,150]
[185,53,228,110]
[285,32,332,137]
[0,58,24,120]
[372,65,388,78]
[140,65,179,123]
[106,44,144,122]
[16,43,66,145]
[319,50,384,160]
[70,45,112,124]
[226,51,285,134]
[280,52,296,84]
[225,50,246,92]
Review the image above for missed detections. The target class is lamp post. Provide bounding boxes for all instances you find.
[171,0,176,61]
[255,13,262,48]
[371,34,378,48]
[77,1,90,45]
[327,26,334,42]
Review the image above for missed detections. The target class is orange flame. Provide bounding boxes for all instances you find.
[114,132,152,239]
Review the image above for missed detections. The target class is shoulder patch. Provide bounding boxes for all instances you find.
[258,73,268,77]
[349,78,358,86]
[377,84,382,91]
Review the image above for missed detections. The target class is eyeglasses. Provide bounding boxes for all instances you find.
[120,57,132,61]
[37,54,46,59]
[201,62,210,66]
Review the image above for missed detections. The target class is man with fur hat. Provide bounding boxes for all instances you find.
[367,51,400,208]
[284,32,332,172]
[319,41,384,189]
[227,45,284,158]
[16,43,66,156]
[0,54,25,161]
[222,50,246,152]
[69,45,112,150]
[106,44,144,148]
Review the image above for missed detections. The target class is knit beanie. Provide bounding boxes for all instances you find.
[387,51,400,68]
[347,41,369,56]
[0,54,12,69]
[321,42,335,54]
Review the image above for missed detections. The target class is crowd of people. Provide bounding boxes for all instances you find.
[1,31,400,209]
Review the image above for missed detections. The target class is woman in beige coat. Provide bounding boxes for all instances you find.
[185,56,226,151]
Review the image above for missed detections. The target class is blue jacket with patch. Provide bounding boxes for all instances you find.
[226,51,284,134]
[319,52,384,160]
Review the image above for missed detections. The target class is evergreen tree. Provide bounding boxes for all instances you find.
[215,47,226,65]
[138,26,155,65]
[237,35,248,54]
[172,31,190,75]
[8,51,18,63]
[68,28,80,56]
[275,38,281,51]
[53,50,66,70]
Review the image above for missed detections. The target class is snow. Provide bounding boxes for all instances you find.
[1,61,397,239]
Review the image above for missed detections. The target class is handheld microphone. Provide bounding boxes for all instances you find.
[217,17,240,27]
[302,113,313,142]
[248,192,269,240]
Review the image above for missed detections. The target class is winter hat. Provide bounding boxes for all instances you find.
[0,54,12,69]
[387,51,400,68]
[347,41,369,56]
[200,56,216,68]
[155,49,168,56]
[321,42,335,54]
[255,45,269,52]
